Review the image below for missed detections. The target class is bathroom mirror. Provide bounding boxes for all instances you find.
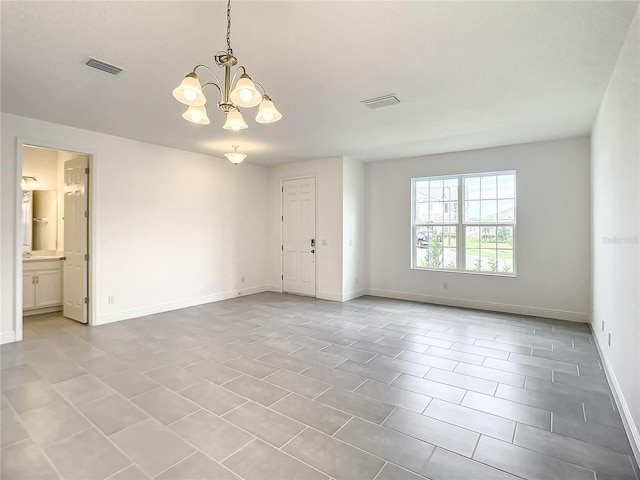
[22,190,58,253]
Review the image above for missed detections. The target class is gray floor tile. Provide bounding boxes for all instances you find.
[178,380,247,415]
[224,439,328,480]
[1,364,42,390]
[101,370,160,398]
[462,391,551,429]
[482,357,553,380]
[283,427,385,480]
[143,364,200,391]
[425,368,498,395]
[391,374,466,404]
[335,417,435,473]
[21,399,91,445]
[349,340,404,357]
[290,347,346,368]
[59,343,106,362]
[425,346,485,365]
[321,344,376,363]
[4,380,65,414]
[369,355,431,377]
[514,423,637,480]
[45,428,131,480]
[263,369,330,399]
[496,383,585,421]
[451,342,510,360]
[106,464,151,480]
[473,435,596,480]
[222,374,290,406]
[1,440,59,480]
[336,359,399,384]
[223,356,281,379]
[383,407,479,457]
[79,355,129,378]
[316,387,395,424]
[300,364,366,390]
[508,352,579,374]
[189,345,241,363]
[222,401,304,447]
[272,393,352,435]
[402,334,454,349]
[257,351,313,373]
[375,336,431,354]
[131,386,199,425]
[424,399,516,442]
[473,338,532,355]
[454,362,525,387]
[354,379,432,413]
[110,419,196,477]
[169,409,253,460]
[553,414,633,455]
[156,451,240,480]
[375,463,426,480]
[184,360,243,384]
[54,373,115,406]
[396,350,458,371]
[423,446,521,480]
[78,393,147,435]
[1,408,30,447]
[30,359,88,384]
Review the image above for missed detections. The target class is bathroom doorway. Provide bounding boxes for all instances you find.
[17,141,93,338]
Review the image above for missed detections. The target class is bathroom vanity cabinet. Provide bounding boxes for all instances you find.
[23,258,63,314]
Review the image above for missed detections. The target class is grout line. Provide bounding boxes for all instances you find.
[371,461,388,480]
[152,450,199,479]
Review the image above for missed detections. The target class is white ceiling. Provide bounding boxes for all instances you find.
[2,1,638,166]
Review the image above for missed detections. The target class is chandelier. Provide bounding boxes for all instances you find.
[172,0,282,133]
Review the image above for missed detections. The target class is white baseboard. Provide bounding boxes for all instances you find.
[1,331,17,345]
[95,285,271,325]
[316,291,344,302]
[266,284,282,293]
[366,288,590,323]
[342,289,367,302]
[592,329,640,466]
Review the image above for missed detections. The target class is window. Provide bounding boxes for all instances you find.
[412,171,516,274]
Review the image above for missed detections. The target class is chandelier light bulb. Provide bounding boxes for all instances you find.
[230,73,261,108]
[255,95,282,124]
[172,73,206,106]
[223,110,248,130]
[181,105,210,125]
[183,89,198,102]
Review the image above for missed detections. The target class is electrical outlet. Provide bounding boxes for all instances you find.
[355,276,359,284]
[108,295,115,304]
[443,282,448,290]
[241,276,245,283]
[608,333,611,346]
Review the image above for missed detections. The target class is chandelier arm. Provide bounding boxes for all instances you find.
[192,64,224,88]
[202,82,222,96]
[252,81,267,96]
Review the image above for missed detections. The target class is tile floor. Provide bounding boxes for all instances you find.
[1,293,638,480]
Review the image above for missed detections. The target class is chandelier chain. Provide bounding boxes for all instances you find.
[226,0,233,55]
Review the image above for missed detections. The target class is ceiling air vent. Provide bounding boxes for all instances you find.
[361,94,400,109]
[85,57,124,75]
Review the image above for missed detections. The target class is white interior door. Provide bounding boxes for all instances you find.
[282,178,316,296]
[63,157,88,323]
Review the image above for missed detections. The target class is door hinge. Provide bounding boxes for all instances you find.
[281,216,283,221]
[84,210,88,218]
[84,167,89,175]
[84,296,89,304]
[281,186,284,192]
[281,245,283,251]
[281,274,283,280]
[84,253,89,261]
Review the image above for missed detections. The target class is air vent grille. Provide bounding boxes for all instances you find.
[362,94,400,109]
[85,57,124,75]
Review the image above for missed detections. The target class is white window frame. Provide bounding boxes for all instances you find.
[411,171,516,276]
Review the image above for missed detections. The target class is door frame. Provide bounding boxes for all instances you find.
[280,175,317,297]
[14,137,97,341]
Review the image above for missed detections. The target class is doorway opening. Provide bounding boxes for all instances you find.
[17,142,93,340]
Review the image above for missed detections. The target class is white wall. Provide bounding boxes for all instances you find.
[1,113,270,342]
[366,137,591,321]
[591,5,640,460]
[267,157,344,301]
[343,156,367,300]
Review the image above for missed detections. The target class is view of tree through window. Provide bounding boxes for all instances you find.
[412,172,516,274]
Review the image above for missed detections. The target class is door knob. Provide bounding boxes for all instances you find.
[311,249,315,254]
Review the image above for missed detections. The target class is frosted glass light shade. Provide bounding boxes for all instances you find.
[181,105,210,124]
[255,95,282,123]
[224,152,247,165]
[230,74,261,108]
[172,73,206,106]
[223,110,248,131]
